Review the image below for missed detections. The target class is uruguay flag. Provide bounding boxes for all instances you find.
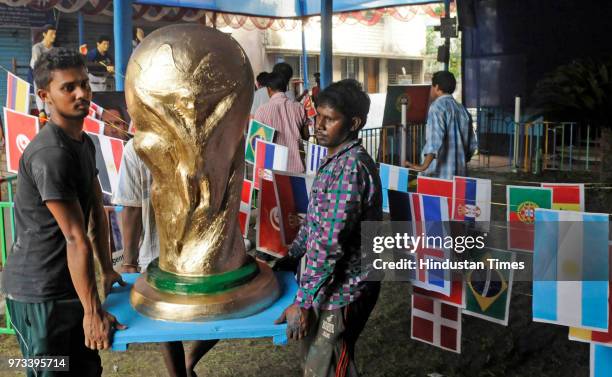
[254,139,288,190]
[306,143,328,175]
[591,344,612,377]
[380,163,410,213]
[533,208,609,330]
[452,176,491,231]
[273,171,313,245]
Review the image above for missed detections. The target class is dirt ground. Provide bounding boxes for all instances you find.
[0,166,610,377]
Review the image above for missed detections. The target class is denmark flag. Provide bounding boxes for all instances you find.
[411,294,462,353]
[238,179,253,238]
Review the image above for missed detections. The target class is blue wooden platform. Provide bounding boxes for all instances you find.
[103,271,297,351]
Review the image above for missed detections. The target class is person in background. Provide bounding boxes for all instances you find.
[30,24,56,115]
[253,71,310,173]
[256,71,269,90]
[250,62,296,116]
[113,140,217,377]
[275,79,382,377]
[133,27,145,49]
[311,72,321,105]
[86,35,115,92]
[102,108,130,141]
[1,47,125,377]
[403,71,477,179]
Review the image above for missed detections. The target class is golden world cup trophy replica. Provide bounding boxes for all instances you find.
[124,24,280,321]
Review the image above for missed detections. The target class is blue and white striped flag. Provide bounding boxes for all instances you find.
[380,163,410,213]
[533,208,609,330]
[306,143,328,175]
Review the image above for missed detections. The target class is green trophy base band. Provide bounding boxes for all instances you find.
[145,258,259,295]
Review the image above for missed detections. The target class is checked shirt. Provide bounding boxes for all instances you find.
[289,139,382,310]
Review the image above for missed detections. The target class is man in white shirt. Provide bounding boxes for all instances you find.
[30,24,56,114]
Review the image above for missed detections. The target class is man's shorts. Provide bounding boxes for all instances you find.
[7,298,102,377]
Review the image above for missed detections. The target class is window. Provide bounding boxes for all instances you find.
[341,57,359,80]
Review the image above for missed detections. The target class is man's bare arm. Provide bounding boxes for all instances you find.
[120,206,143,273]
[46,199,125,350]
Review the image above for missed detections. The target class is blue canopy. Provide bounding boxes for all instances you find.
[133,0,441,18]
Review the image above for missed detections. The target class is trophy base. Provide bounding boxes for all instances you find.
[130,260,281,322]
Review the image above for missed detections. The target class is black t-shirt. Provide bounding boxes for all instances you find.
[1,122,97,302]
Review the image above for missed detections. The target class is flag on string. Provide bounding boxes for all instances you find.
[380,163,410,213]
[541,183,585,211]
[413,272,465,308]
[506,185,552,252]
[411,294,462,353]
[452,176,491,231]
[83,116,105,134]
[256,177,288,258]
[3,107,39,173]
[88,101,104,119]
[304,95,317,118]
[417,176,453,217]
[238,179,253,238]
[388,189,412,222]
[533,209,609,330]
[87,132,125,195]
[254,139,288,190]
[591,343,612,377]
[273,171,312,246]
[5,72,31,114]
[245,119,275,164]
[463,249,515,326]
[306,143,328,175]
[569,242,612,344]
[105,206,124,272]
[408,192,452,295]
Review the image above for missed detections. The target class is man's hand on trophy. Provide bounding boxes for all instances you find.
[275,303,310,340]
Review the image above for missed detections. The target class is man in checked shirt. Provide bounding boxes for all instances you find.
[275,79,382,377]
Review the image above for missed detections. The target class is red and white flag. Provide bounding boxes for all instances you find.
[417,176,453,217]
[238,179,253,238]
[83,116,105,134]
[256,178,288,258]
[87,132,125,195]
[3,107,39,173]
[304,95,317,118]
[88,101,104,119]
[411,294,462,353]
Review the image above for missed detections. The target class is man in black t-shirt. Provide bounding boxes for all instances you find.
[1,48,125,377]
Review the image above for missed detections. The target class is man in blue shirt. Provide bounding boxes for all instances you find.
[404,71,477,179]
[86,35,114,91]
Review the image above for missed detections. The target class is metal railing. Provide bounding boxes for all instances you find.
[359,124,426,166]
[0,175,17,335]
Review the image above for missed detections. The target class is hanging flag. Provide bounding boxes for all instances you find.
[417,176,453,217]
[87,132,125,195]
[533,209,609,330]
[306,143,328,176]
[408,192,452,295]
[5,72,31,114]
[88,101,104,119]
[238,179,253,238]
[569,242,612,345]
[272,171,312,246]
[254,139,288,190]
[245,119,275,164]
[452,176,491,231]
[380,163,410,213]
[411,294,462,353]
[506,185,552,252]
[3,107,39,174]
[388,189,412,222]
[463,249,515,326]
[304,95,317,118]
[413,272,465,308]
[591,343,612,377]
[83,116,105,134]
[105,206,124,271]
[256,178,288,258]
[541,183,585,211]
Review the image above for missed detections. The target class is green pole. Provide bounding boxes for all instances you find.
[586,125,590,170]
[561,125,565,171]
[0,202,15,335]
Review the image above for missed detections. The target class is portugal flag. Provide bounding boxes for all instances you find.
[506,185,552,252]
